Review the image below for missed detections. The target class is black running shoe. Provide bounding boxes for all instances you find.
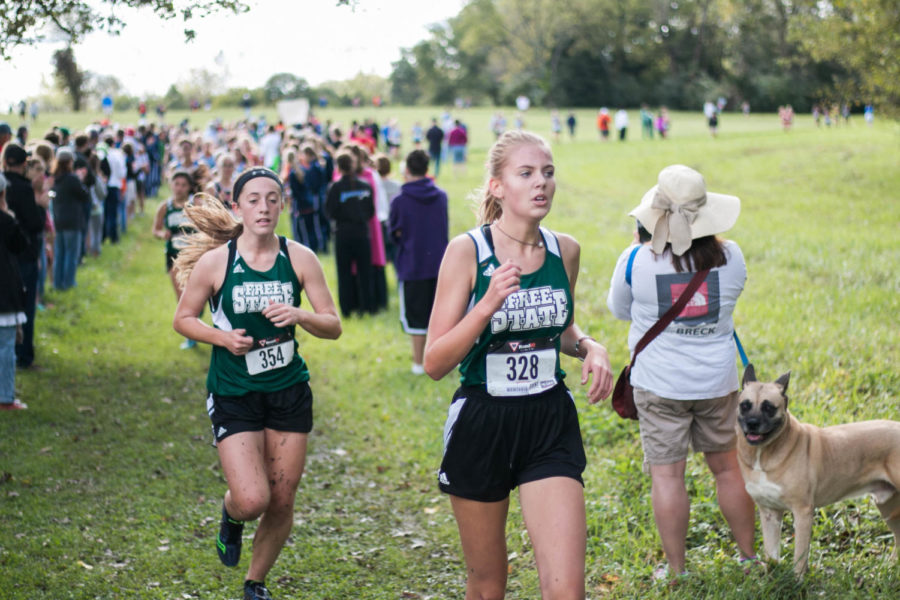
[244,580,274,600]
[216,503,244,567]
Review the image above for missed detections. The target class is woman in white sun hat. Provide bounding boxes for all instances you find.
[607,164,757,582]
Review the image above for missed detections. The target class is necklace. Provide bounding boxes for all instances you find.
[494,223,544,248]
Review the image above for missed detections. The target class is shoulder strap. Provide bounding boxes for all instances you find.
[210,238,238,312]
[625,245,641,286]
[226,238,238,270]
[630,268,710,366]
[279,235,292,269]
[466,225,494,263]
[539,226,561,257]
[481,223,494,252]
[279,236,303,293]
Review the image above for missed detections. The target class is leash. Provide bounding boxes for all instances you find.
[734,331,749,368]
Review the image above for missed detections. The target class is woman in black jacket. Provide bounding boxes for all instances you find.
[51,149,89,290]
[0,173,29,409]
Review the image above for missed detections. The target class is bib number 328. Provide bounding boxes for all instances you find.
[506,354,539,381]
[485,338,557,397]
[245,340,293,375]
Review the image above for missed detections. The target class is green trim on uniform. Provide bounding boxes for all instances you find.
[207,237,310,396]
[459,225,573,389]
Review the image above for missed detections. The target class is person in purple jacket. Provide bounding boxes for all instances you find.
[389,150,449,375]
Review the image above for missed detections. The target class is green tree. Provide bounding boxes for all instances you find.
[790,0,899,110]
[0,0,249,59]
[263,73,310,103]
[389,56,421,105]
[162,84,187,111]
[52,45,85,111]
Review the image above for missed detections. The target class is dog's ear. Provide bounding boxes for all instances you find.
[775,370,791,393]
[742,364,757,388]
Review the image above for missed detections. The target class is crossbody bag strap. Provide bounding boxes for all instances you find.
[629,268,710,368]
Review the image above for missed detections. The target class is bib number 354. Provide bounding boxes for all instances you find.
[245,340,293,375]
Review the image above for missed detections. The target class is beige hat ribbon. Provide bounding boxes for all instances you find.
[650,189,705,256]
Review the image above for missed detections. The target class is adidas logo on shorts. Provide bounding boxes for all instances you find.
[217,426,228,438]
[233,263,245,274]
[438,471,450,486]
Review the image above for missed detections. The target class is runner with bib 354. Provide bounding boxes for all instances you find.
[172,167,341,600]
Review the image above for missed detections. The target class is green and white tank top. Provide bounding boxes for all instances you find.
[164,197,197,256]
[459,225,573,395]
[207,236,310,396]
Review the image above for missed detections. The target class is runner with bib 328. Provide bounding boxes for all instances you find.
[424,130,613,599]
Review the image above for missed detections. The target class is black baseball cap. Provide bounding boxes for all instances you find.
[3,142,29,167]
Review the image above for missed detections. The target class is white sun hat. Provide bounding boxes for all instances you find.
[629,164,740,256]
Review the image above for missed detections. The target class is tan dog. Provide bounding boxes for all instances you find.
[736,365,900,576]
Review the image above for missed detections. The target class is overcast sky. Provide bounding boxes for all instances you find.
[1,0,465,107]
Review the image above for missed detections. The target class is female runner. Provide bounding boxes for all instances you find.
[173,167,341,600]
[424,130,613,599]
[153,170,199,349]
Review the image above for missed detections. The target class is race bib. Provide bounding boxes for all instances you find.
[485,338,558,397]
[245,339,294,375]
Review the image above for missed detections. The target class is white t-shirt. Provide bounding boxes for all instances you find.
[105,148,127,189]
[259,132,282,169]
[607,240,746,399]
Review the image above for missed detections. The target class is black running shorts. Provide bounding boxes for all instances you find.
[438,382,586,502]
[207,380,313,444]
[399,278,438,335]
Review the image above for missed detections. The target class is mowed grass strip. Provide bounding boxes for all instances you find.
[0,110,897,598]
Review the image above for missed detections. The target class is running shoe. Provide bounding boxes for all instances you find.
[216,504,243,567]
[0,399,28,410]
[180,338,197,350]
[243,580,273,600]
[652,564,689,585]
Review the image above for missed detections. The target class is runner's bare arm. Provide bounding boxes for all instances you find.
[424,235,520,380]
[152,201,169,239]
[173,247,253,355]
[261,242,341,340]
[557,233,612,403]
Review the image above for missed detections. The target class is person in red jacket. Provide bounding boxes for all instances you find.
[597,108,611,141]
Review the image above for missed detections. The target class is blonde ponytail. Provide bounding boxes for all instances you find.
[475,130,552,225]
[173,193,243,288]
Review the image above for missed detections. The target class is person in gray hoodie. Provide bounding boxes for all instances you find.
[388,150,449,374]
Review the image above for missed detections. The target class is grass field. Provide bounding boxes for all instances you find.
[1,107,898,599]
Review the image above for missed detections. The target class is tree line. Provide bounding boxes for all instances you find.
[13,0,896,113]
[389,0,897,112]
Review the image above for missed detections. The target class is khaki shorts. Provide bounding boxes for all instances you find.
[634,389,739,473]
